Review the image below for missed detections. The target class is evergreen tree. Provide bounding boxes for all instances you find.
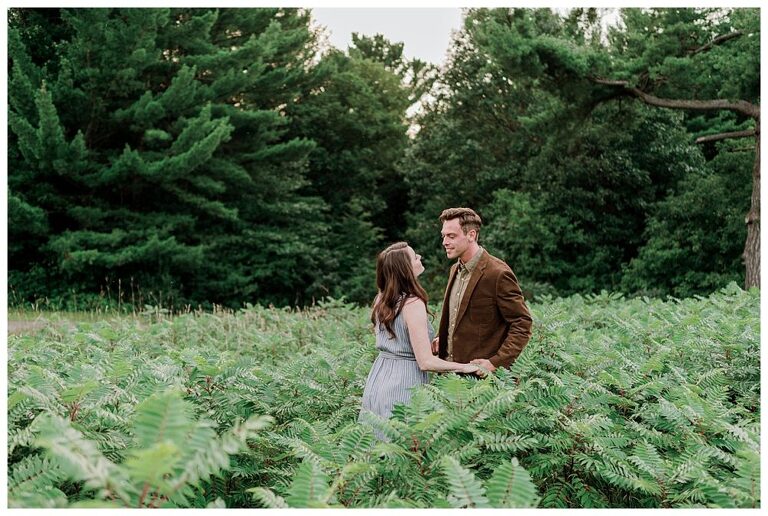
[9,8,328,307]
[286,34,418,303]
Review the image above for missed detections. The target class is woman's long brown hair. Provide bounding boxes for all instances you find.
[371,242,430,339]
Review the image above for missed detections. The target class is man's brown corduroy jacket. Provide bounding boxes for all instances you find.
[438,251,533,369]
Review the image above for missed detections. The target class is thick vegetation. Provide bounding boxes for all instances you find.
[7,284,759,508]
[8,8,759,308]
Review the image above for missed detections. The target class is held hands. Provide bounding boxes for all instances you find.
[430,336,494,376]
[469,358,496,378]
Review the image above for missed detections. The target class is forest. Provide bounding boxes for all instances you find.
[8,7,760,309]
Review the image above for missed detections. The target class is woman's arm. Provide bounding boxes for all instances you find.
[402,298,479,374]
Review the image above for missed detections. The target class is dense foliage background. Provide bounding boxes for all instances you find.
[8,7,760,309]
[7,285,760,508]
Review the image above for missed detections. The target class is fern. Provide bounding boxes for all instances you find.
[440,456,490,508]
[33,413,134,504]
[284,460,334,507]
[485,458,540,507]
[7,285,759,508]
[7,455,67,506]
[475,432,540,453]
[628,441,666,480]
[540,480,571,508]
[729,448,760,508]
[248,487,288,508]
[336,424,375,462]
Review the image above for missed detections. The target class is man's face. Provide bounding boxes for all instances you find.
[441,219,474,261]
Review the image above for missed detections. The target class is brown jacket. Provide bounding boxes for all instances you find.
[438,251,532,369]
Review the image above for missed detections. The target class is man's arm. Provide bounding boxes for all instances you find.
[488,269,532,369]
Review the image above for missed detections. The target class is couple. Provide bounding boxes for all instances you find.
[360,207,533,422]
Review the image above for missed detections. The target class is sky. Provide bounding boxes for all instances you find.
[312,8,464,65]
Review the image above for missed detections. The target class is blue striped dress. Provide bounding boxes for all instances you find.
[359,300,435,422]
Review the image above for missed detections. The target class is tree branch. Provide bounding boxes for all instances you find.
[690,31,743,55]
[591,77,760,119]
[695,129,756,144]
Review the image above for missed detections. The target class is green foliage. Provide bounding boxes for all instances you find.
[486,458,540,507]
[9,7,757,306]
[11,386,271,508]
[441,456,491,508]
[8,287,759,508]
[404,7,755,301]
[622,140,752,297]
[9,8,433,308]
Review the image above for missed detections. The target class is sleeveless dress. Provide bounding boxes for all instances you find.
[359,301,436,422]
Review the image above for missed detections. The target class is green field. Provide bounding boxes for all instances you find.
[7,284,760,508]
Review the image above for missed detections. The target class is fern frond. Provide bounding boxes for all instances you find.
[728,448,760,508]
[174,414,272,489]
[336,424,375,462]
[328,461,378,505]
[9,424,38,455]
[358,409,412,444]
[271,435,335,469]
[628,441,666,479]
[540,480,570,508]
[475,432,540,453]
[132,390,193,449]
[476,388,520,419]
[33,413,134,504]
[570,474,608,508]
[124,441,180,488]
[367,489,420,508]
[669,446,713,484]
[285,459,333,507]
[248,487,288,508]
[440,456,490,508]
[485,457,539,508]
[8,454,65,497]
[8,485,69,508]
[721,422,759,449]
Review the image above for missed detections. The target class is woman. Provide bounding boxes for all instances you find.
[359,242,479,423]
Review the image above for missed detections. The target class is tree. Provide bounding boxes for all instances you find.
[483,103,704,296]
[474,7,760,288]
[620,139,751,297]
[401,12,542,296]
[286,33,426,302]
[8,8,328,307]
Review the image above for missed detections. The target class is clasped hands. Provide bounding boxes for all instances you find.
[431,337,496,377]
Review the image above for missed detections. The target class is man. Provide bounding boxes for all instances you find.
[431,207,532,375]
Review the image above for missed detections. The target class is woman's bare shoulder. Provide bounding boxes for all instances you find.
[402,296,426,310]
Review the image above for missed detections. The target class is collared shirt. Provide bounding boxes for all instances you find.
[446,247,484,361]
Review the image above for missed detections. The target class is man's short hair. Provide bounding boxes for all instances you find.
[439,207,482,236]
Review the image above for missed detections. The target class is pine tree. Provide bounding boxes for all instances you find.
[8,8,328,307]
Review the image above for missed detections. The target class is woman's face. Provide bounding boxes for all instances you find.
[407,246,424,277]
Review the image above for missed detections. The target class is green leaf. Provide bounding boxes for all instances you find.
[124,442,180,486]
[132,390,192,449]
[60,380,100,402]
[248,487,288,508]
[33,413,133,503]
[285,460,332,508]
[485,457,540,508]
[440,456,491,508]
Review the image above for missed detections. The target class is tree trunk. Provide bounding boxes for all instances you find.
[744,118,760,289]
